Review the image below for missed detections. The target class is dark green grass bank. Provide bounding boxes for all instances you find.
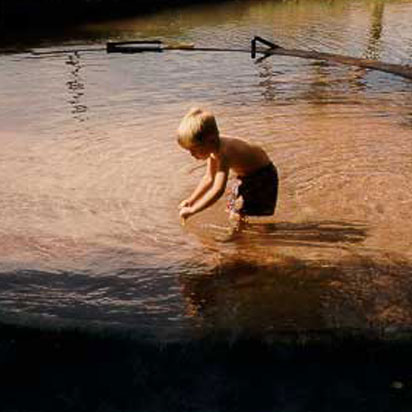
[1,322,412,411]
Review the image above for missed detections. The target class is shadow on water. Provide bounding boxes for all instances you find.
[180,254,412,343]
[0,0,238,31]
[1,221,412,410]
[179,218,412,345]
[240,220,368,248]
[0,0,241,52]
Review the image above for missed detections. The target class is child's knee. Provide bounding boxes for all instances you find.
[234,194,244,211]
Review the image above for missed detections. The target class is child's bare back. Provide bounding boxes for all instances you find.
[218,135,272,177]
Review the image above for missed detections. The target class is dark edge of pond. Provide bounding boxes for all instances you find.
[0,0,238,30]
[1,321,412,411]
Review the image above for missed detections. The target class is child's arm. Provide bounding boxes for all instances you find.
[179,159,228,220]
[179,157,216,209]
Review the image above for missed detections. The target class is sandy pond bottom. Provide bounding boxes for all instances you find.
[1,102,412,412]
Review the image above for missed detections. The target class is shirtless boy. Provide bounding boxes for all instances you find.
[177,108,278,226]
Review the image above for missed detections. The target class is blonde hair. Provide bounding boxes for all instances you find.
[177,107,219,149]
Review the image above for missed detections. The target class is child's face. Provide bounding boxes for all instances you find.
[188,144,210,160]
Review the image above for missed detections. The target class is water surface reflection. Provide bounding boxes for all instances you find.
[0,0,412,342]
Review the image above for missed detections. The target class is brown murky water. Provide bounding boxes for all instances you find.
[0,0,412,341]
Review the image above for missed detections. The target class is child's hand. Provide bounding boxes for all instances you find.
[179,206,193,223]
[178,199,191,210]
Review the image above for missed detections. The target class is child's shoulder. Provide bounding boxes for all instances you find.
[219,134,271,174]
[220,135,250,147]
[221,135,263,152]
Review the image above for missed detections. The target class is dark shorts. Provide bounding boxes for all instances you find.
[227,162,279,216]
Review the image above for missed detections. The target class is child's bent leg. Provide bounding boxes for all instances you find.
[226,189,246,234]
[228,210,247,232]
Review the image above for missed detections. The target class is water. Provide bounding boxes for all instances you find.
[1,0,412,342]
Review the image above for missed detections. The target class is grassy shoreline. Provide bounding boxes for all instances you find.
[1,321,412,411]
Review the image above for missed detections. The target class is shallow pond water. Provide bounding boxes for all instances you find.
[1,0,412,342]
